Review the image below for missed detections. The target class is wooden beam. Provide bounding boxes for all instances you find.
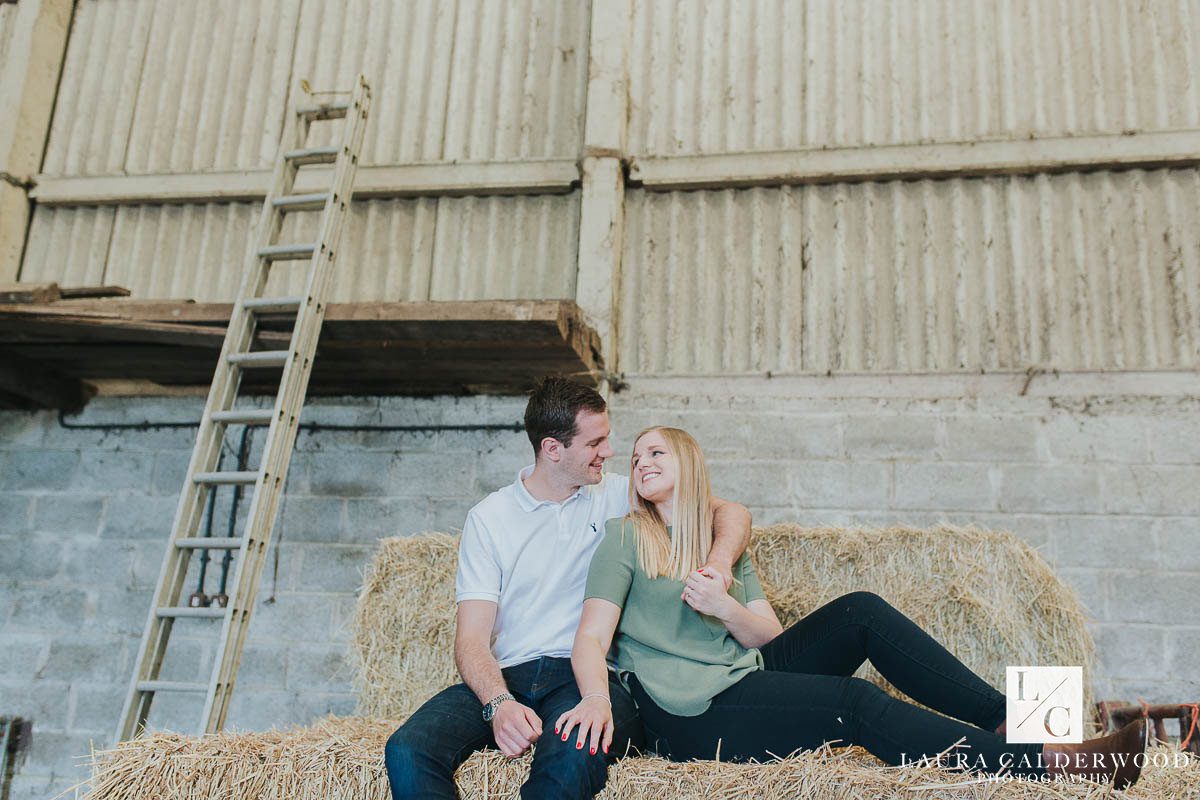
[59,285,131,299]
[1,298,590,327]
[31,160,580,206]
[0,299,605,397]
[576,0,630,385]
[0,347,93,411]
[0,0,72,280]
[628,130,1200,190]
[0,282,59,304]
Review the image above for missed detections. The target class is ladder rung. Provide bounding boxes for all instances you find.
[258,243,317,261]
[297,100,349,120]
[156,606,226,619]
[242,297,303,314]
[193,471,259,485]
[136,680,208,693]
[176,537,243,550]
[273,192,331,212]
[284,145,339,165]
[211,408,275,426]
[228,351,289,368]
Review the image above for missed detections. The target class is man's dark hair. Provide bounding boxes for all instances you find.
[524,376,607,456]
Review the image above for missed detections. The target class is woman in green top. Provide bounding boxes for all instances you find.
[553,426,1146,788]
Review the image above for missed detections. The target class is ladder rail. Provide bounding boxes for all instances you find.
[115,75,370,743]
[202,75,371,732]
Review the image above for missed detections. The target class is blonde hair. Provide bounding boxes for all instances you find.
[625,426,714,581]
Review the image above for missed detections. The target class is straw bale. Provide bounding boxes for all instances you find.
[83,715,1200,799]
[352,532,459,720]
[353,524,1096,723]
[86,524,1178,800]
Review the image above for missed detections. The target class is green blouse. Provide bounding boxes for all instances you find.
[584,517,766,716]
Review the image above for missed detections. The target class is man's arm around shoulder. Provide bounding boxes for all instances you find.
[455,600,543,758]
[704,498,752,588]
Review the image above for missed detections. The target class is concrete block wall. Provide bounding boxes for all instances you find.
[1,376,1197,797]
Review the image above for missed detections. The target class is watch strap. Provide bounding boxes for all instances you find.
[483,692,515,721]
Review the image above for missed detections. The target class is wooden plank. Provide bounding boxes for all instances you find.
[30,160,579,206]
[0,300,600,350]
[0,347,93,411]
[629,130,1200,190]
[0,312,288,348]
[0,299,604,396]
[0,282,59,303]
[14,298,574,324]
[59,284,131,299]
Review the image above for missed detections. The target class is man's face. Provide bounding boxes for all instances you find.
[555,409,614,486]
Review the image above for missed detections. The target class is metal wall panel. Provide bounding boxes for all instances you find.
[40,0,155,175]
[122,0,300,174]
[21,205,114,287]
[618,169,1200,374]
[428,193,579,300]
[0,2,17,73]
[627,0,1200,156]
[19,193,578,302]
[295,0,589,163]
[39,0,588,176]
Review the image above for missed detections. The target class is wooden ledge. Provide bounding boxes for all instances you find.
[0,299,603,406]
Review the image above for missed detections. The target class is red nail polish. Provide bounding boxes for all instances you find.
[576,742,582,750]
[590,748,596,754]
[561,734,567,741]
[604,745,609,754]
[555,726,560,734]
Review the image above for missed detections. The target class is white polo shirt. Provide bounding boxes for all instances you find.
[455,466,631,668]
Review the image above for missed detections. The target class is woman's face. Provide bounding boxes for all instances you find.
[632,430,675,505]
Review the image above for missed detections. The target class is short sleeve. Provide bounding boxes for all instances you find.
[737,553,766,603]
[455,509,501,603]
[584,518,636,608]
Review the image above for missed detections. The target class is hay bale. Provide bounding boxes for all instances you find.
[750,525,1097,720]
[353,524,1096,722]
[352,532,459,720]
[83,715,1200,799]
[87,524,1160,800]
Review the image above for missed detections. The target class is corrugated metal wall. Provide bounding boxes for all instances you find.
[627,0,1200,156]
[16,0,1200,375]
[39,0,587,175]
[23,0,585,302]
[0,2,18,72]
[619,169,1200,374]
[24,194,579,301]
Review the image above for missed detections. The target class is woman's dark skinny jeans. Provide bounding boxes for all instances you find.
[629,591,1048,778]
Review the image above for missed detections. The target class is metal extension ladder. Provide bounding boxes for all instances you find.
[116,75,371,742]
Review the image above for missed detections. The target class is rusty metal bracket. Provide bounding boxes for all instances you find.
[1097,700,1200,755]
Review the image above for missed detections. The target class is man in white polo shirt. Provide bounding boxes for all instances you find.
[385,377,751,799]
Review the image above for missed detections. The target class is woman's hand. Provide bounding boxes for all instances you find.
[682,567,735,620]
[554,695,614,756]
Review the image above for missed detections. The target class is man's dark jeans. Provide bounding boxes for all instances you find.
[385,656,644,799]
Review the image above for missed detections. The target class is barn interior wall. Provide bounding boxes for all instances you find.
[1,380,1197,798]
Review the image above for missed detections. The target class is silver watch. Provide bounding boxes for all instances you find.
[481,692,515,722]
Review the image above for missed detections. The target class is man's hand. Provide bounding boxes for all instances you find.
[682,567,735,619]
[491,700,543,758]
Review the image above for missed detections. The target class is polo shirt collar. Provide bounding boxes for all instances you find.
[513,464,588,510]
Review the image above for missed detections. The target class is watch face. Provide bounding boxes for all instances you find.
[482,703,494,722]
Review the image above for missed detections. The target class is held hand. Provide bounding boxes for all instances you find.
[682,567,734,619]
[491,700,542,758]
[699,561,733,590]
[554,696,614,756]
